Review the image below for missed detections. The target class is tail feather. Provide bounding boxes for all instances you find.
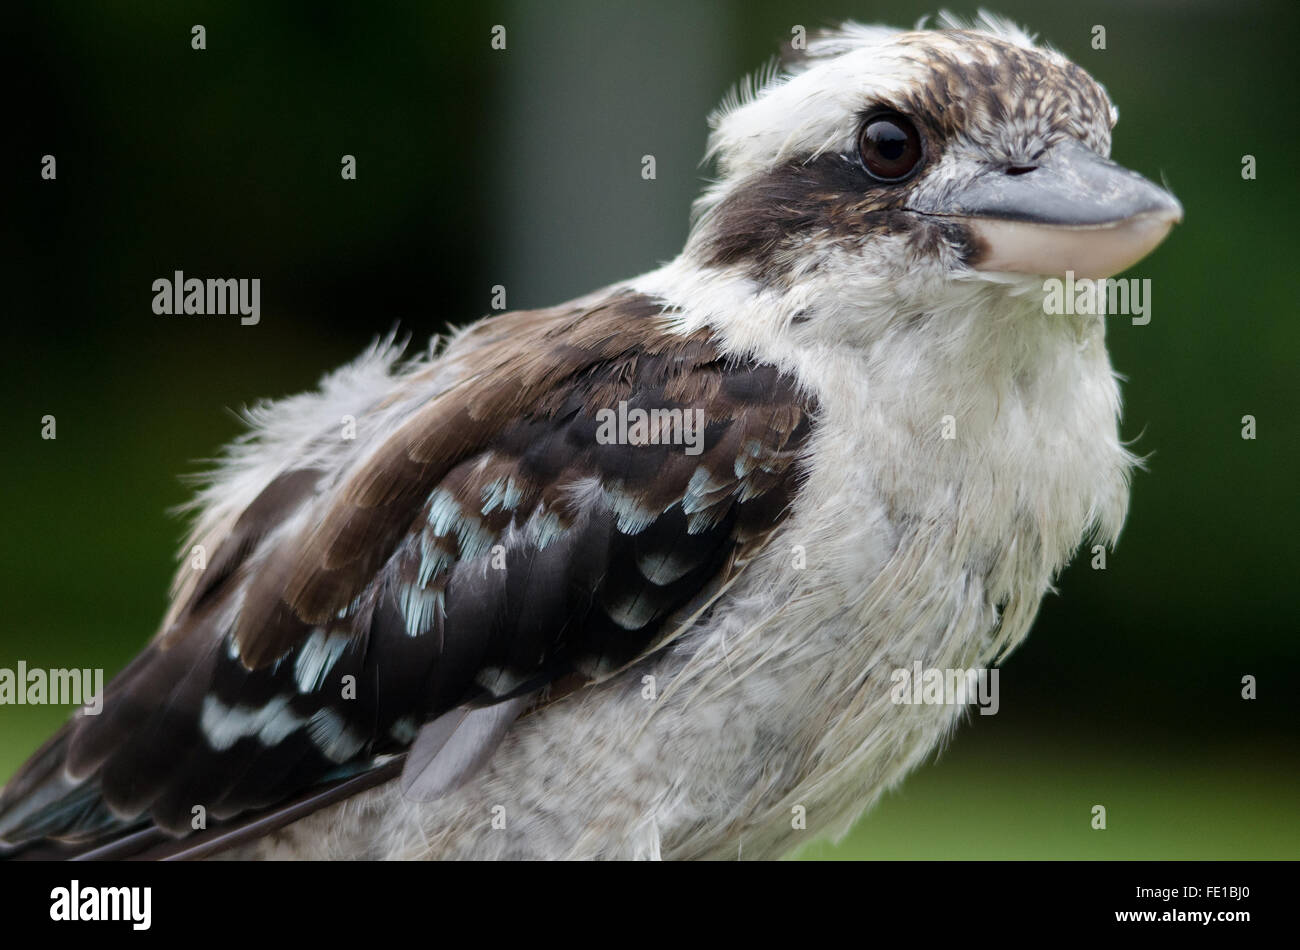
[0,725,147,854]
[1,720,406,860]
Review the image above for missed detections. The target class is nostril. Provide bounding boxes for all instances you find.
[1005,165,1037,176]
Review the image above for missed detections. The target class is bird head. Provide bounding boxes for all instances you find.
[684,14,1182,321]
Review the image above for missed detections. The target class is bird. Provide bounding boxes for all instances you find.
[0,12,1181,860]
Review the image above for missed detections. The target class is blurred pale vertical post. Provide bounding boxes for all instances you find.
[489,0,732,309]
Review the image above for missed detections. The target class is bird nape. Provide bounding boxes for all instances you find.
[1,12,1179,860]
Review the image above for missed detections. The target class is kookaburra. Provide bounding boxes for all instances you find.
[1,14,1180,860]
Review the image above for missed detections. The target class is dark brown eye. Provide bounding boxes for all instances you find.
[858,113,923,182]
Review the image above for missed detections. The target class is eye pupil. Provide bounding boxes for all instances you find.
[859,113,922,182]
[879,137,904,160]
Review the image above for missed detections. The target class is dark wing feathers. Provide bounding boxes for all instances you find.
[0,291,816,858]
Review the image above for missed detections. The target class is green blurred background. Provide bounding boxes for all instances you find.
[3,0,1296,858]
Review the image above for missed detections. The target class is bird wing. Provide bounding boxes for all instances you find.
[0,290,816,858]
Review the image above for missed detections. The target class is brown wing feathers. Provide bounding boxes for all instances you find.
[0,290,817,857]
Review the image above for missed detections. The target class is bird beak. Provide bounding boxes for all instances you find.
[920,139,1183,279]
